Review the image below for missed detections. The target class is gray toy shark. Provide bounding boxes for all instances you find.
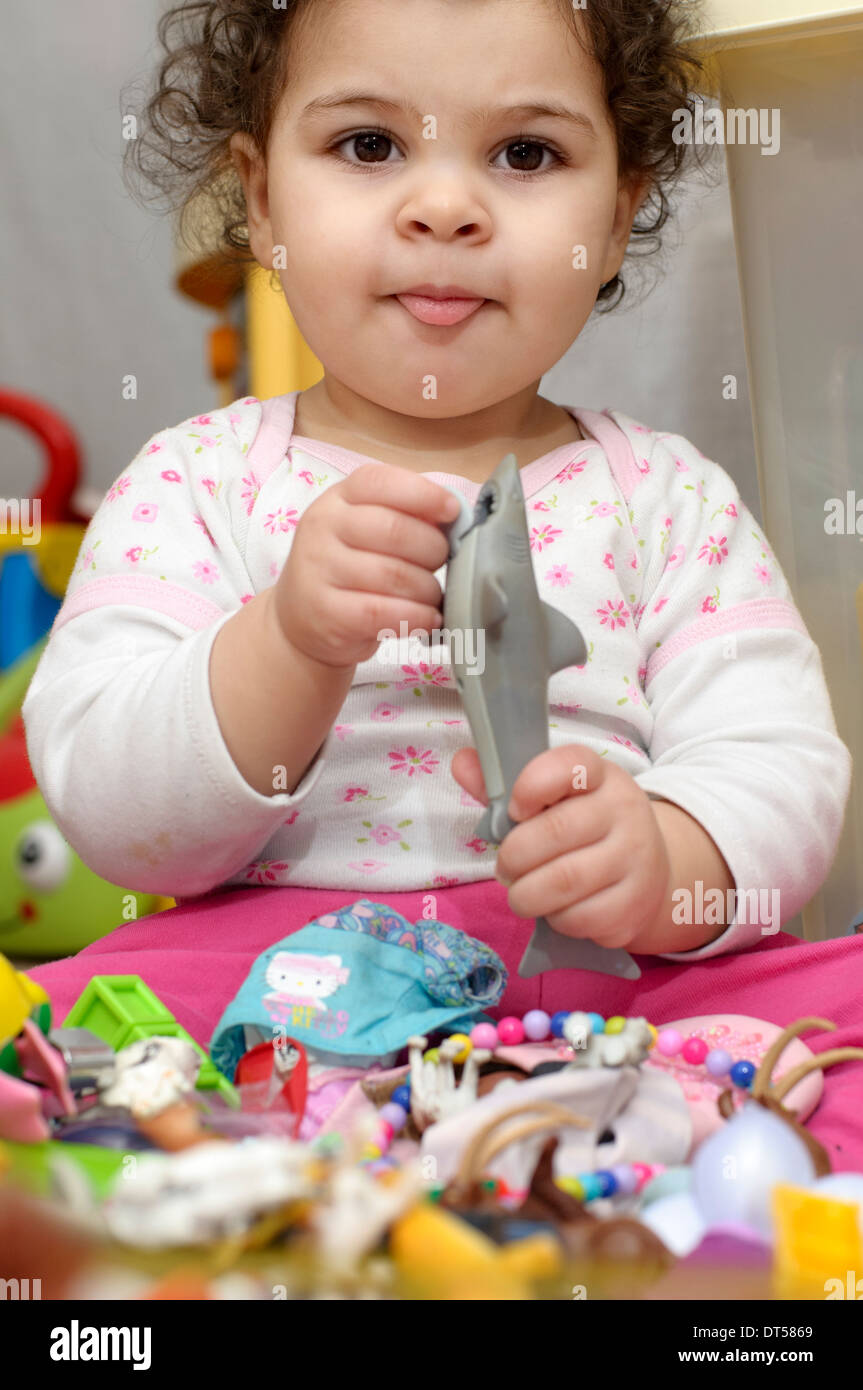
[440,452,641,981]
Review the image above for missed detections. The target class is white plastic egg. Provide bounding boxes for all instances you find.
[691,1100,815,1238]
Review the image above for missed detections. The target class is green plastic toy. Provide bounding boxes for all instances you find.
[62,975,238,1104]
[0,640,171,958]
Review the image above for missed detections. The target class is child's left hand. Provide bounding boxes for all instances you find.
[450,742,670,950]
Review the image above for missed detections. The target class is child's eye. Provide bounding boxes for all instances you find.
[329,129,565,178]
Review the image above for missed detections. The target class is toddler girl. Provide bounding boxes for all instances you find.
[22,0,860,1165]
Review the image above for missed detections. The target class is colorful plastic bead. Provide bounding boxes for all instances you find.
[391,1084,411,1109]
[610,1164,639,1195]
[705,1048,733,1077]
[682,1036,709,1065]
[375,1120,395,1146]
[550,1011,571,1038]
[380,1101,408,1131]
[424,1048,440,1064]
[646,1023,658,1048]
[630,1163,654,1190]
[496,1016,525,1046]
[446,1032,473,1063]
[605,1016,626,1035]
[594,1170,618,1197]
[470,1022,499,1050]
[729,1059,756,1089]
[586,1013,605,1034]
[579,1173,604,1201]
[555,1175,585,1199]
[656,1028,684,1057]
[522,1009,551,1041]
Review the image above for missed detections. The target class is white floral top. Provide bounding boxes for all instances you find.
[22,392,850,961]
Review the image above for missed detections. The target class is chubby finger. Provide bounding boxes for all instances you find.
[450,746,488,805]
[508,743,607,821]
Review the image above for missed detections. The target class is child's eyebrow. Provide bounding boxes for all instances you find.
[298,90,599,141]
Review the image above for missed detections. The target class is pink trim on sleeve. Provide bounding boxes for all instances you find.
[644,597,808,685]
[246,394,298,485]
[573,409,644,502]
[52,575,228,634]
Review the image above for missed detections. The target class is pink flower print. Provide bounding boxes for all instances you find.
[667,544,686,569]
[664,516,672,529]
[240,593,254,604]
[596,599,629,631]
[370,824,402,845]
[388,745,439,776]
[193,515,217,546]
[698,534,728,565]
[653,596,669,614]
[344,786,369,801]
[684,479,707,504]
[673,456,690,473]
[229,412,242,426]
[283,809,300,826]
[131,503,158,523]
[637,663,648,684]
[125,546,143,563]
[245,859,290,884]
[629,552,638,569]
[334,725,354,741]
[190,414,214,426]
[529,524,562,553]
[201,477,218,496]
[269,561,279,578]
[545,563,573,588]
[107,476,132,502]
[241,472,261,516]
[555,460,587,482]
[631,601,647,626]
[602,552,614,571]
[636,456,651,474]
[725,502,738,517]
[616,675,641,706]
[466,837,490,854]
[533,500,551,512]
[754,563,771,584]
[80,542,100,571]
[298,470,315,485]
[591,501,616,518]
[394,663,450,694]
[610,735,644,756]
[264,507,298,535]
[430,874,460,887]
[192,559,219,584]
[701,588,720,613]
[243,396,259,404]
[370,702,402,721]
[346,860,385,874]
[145,442,163,456]
[160,469,181,483]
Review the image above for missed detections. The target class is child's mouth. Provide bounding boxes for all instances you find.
[393,293,487,326]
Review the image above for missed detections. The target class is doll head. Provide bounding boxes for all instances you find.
[126,0,717,417]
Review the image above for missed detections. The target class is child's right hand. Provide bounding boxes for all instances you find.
[271,462,462,669]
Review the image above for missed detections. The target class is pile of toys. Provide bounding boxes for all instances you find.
[3,951,863,1300]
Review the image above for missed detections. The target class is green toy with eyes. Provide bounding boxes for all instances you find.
[0,639,170,959]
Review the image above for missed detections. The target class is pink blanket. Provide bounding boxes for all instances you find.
[28,880,863,1172]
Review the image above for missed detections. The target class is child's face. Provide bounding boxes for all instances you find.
[232,0,646,418]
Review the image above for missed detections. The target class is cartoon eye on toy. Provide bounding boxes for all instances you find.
[14,821,71,893]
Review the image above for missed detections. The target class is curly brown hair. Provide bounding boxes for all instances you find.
[122,0,721,312]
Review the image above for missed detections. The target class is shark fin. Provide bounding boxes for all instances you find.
[473,804,501,845]
[542,600,587,674]
[480,574,509,630]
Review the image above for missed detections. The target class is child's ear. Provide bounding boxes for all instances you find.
[228,131,273,268]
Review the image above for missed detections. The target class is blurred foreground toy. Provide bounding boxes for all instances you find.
[442,455,640,981]
[641,1017,863,1256]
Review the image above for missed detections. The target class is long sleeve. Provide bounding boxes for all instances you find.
[619,421,852,960]
[21,402,333,898]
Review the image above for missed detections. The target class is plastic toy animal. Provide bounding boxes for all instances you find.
[441,453,640,981]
